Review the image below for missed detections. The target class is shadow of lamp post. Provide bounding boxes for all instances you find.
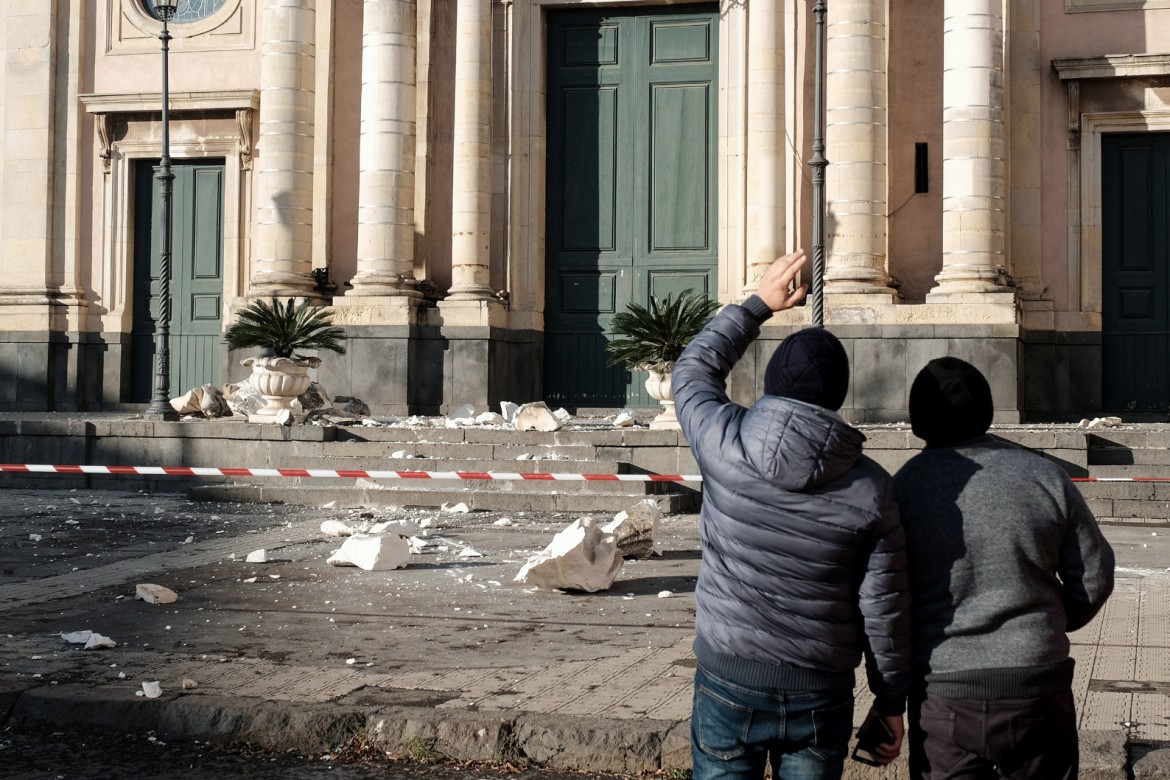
[144,0,180,421]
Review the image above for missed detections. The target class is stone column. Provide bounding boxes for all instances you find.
[743,0,785,293]
[927,0,1013,301]
[823,0,896,298]
[249,0,318,298]
[346,0,420,298]
[446,0,494,301]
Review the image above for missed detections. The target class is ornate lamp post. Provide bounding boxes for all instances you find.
[144,0,180,420]
[809,0,828,326]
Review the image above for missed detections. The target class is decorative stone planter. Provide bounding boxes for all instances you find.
[242,355,321,423]
[644,368,679,430]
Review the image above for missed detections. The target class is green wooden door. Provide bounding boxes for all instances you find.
[544,6,719,408]
[1102,133,1170,412]
[131,160,226,402]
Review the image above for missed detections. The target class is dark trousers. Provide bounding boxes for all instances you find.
[908,688,1078,780]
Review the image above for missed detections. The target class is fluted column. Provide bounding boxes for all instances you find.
[743,0,785,293]
[446,0,494,300]
[927,0,1013,300]
[823,0,895,297]
[249,0,318,298]
[347,0,419,297]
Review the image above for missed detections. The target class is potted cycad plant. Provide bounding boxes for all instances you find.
[225,298,347,423]
[605,289,720,429]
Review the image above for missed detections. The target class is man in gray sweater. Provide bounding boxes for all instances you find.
[894,357,1115,780]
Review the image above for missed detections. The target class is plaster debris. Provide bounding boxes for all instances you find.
[516,453,533,460]
[476,411,505,425]
[335,396,371,416]
[60,630,117,650]
[182,536,194,545]
[245,549,268,563]
[442,502,471,514]
[322,501,337,509]
[514,517,624,592]
[28,534,41,542]
[275,409,295,426]
[553,407,572,424]
[390,450,410,459]
[135,584,179,605]
[514,401,563,432]
[321,519,360,537]
[658,590,674,599]
[181,679,198,690]
[602,499,662,559]
[141,681,162,699]
[613,411,637,427]
[242,577,257,583]
[493,518,514,526]
[447,403,477,425]
[327,533,411,571]
[458,547,484,558]
[408,536,427,554]
[500,401,520,422]
[1079,416,1124,428]
[370,520,421,536]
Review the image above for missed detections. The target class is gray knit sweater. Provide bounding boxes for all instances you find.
[893,436,1114,699]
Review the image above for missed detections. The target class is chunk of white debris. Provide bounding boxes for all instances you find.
[602,499,662,559]
[182,536,194,545]
[658,590,674,599]
[327,534,411,571]
[135,584,179,604]
[447,403,477,424]
[514,401,563,432]
[613,411,637,427]
[369,520,422,536]
[322,501,337,509]
[514,517,623,592]
[493,518,514,527]
[274,408,295,426]
[141,681,162,699]
[408,536,427,554]
[181,679,198,690]
[242,577,257,583]
[245,549,268,563]
[500,401,520,423]
[320,519,362,538]
[118,671,127,679]
[458,547,484,558]
[61,630,95,645]
[390,449,410,459]
[515,453,533,461]
[552,407,572,424]
[475,411,505,425]
[29,534,42,542]
[345,658,357,665]
[84,634,117,650]
[442,502,471,514]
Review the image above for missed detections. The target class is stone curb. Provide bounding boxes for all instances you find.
[1,684,1134,777]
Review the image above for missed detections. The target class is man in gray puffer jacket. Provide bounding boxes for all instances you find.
[674,250,911,779]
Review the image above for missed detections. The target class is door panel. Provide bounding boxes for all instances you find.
[1102,133,1170,412]
[130,160,226,402]
[545,5,718,408]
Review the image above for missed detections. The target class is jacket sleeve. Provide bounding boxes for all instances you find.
[672,299,768,465]
[859,478,912,716]
[1059,479,1115,632]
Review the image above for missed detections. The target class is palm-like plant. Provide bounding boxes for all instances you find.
[605,289,720,374]
[225,298,347,358]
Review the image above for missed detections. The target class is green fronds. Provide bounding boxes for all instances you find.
[225,297,347,358]
[605,289,719,372]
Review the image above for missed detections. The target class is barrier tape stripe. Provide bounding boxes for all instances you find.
[0,463,702,482]
[1,463,1168,484]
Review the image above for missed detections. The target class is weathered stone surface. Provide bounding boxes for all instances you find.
[295,382,333,414]
[199,384,229,418]
[135,584,178,604]
[224,382,266,418]
[602,499,661,559]
[327,534,410,571]
[1080,730,1128,780]
[514,517,623,592]
[335,396,371,416]
[170,388,204,415]
[514,402,562,432]
[1135,748,1170,779]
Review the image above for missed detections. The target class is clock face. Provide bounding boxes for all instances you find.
[143,0,228,24]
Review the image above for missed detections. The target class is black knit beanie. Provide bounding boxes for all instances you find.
[763,328,849,412]
[908,357,994,446]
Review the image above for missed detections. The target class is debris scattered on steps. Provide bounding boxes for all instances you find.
[553,407,572,424]
[613,410,637,427]
[514,517,623,592]
[500,401,520,422]
[514,401,563,432]
[1079,416,1124,428]
[135,584,178,604]
[476,411,505,425]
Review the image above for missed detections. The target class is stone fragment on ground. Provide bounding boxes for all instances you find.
[553,407,572,424]
[334,396,371,416]
[245,549,268,563]
[140,681,162,699]
[514,517,623,592]
[327,533,410,571]
[500,401,519,422]
[602,499,662,559]
[135,584,178,604]
[60,630,117,650]
[613,410,636,427]
[1080,416,1124,428]
[514,401,562,432]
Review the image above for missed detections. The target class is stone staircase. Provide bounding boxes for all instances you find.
[0,415,1167,522]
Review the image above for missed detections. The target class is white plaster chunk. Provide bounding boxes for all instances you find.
[245,549,268,563]
[602,499,662,559]
[475,412,505,425]
[60,630,115,649]
[553,407,572,424]
[613,411,637,427]
[135,584,178,604]
[327,533,411,571]
[514,402,562,432]
[321,519,360,537]
[514,517,624,592]
[1079,416,1124,428]
[658,590,674,599]
[29,534,41,542]
[275,409,295,426]
[408,536,427,554]
[390,450,410,458]
[169,387,205,415]
[181,679,198,690]
[458,547,484,558]
[141,681,162,699]
[500,401,520,422]
[447,403,477,424]
[441,502,471,514]
[369,520,422,536]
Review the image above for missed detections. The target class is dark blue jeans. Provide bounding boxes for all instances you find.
[691,665,854,780]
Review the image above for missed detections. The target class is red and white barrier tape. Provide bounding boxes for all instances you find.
[0,463,702,482]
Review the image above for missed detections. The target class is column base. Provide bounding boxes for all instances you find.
[436,297,507,328]
[246,271,320,299]
[924,289,1017,307]
[825,292,900,325]
[331,295,423,326]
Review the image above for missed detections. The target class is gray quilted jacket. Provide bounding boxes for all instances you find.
[673,299,911,714]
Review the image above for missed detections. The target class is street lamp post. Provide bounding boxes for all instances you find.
[809,0,828,327]
[144,0,180,420]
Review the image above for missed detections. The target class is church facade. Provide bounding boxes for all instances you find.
[2,0,1169,420]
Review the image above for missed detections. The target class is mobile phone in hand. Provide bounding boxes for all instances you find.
[851,716,895,766]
